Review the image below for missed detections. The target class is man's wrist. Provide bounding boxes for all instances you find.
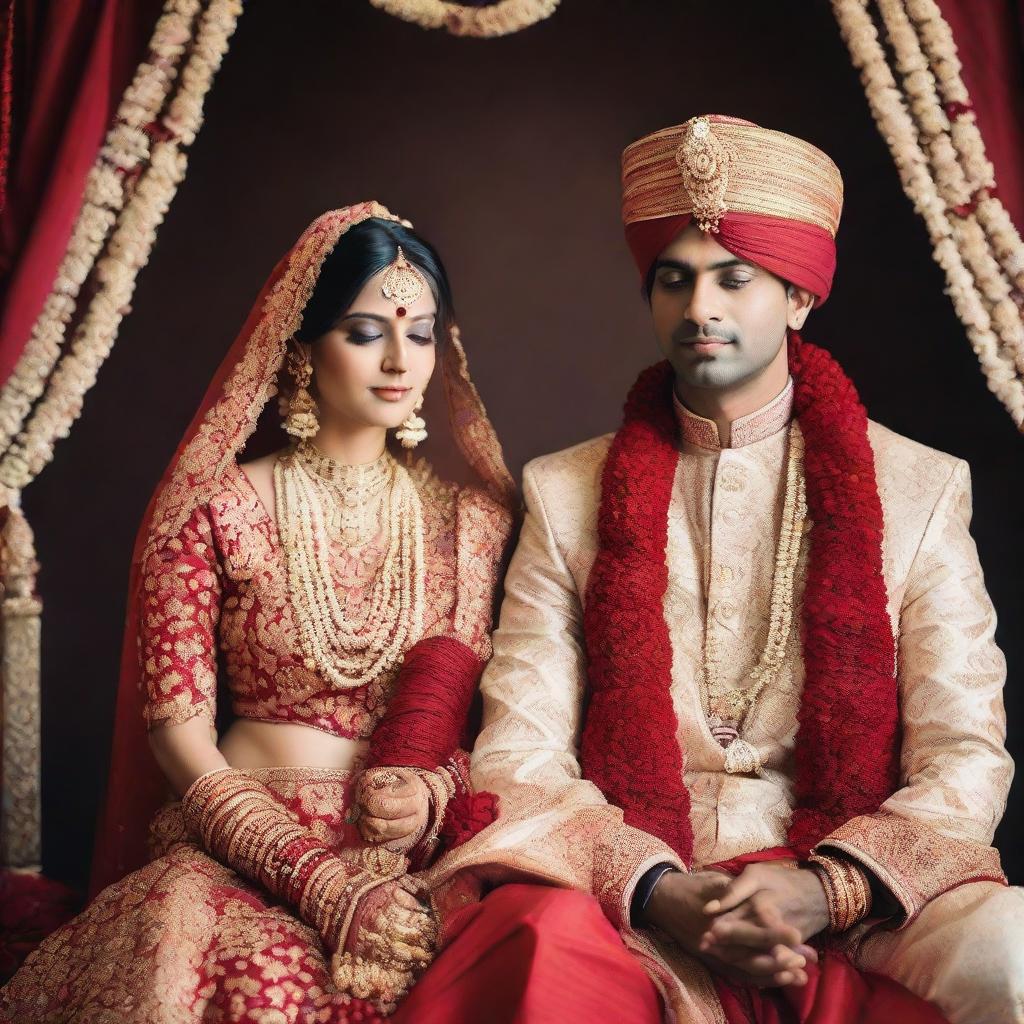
[630,862,679,926]
[806,854,872,932]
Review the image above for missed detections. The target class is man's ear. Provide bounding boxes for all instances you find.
[786,286,815,330]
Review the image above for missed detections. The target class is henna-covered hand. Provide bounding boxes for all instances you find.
[331,875,438,1013]
[356,767,431,852]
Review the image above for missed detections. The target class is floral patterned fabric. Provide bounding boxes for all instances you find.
[0,460,510,1022]
[141,461,507,738]
[0,769,388,1024]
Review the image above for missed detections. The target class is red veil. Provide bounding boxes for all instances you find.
[89,202,516,896]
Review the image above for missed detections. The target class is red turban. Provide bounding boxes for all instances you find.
[621,115,844,306]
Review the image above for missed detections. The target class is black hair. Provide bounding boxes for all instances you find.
[295,217,454,344]
[643,262,659,303]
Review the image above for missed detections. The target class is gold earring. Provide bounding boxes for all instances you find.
[283,347,319,439]
[395,396,427,449]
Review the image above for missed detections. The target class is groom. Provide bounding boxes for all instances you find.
[390,115,1021,1023]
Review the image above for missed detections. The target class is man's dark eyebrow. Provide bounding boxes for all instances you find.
[654,257,753,273]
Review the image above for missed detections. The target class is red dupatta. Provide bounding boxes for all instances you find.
[89,202,515,896]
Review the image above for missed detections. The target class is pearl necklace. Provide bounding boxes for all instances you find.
[293,440,394,546]
[274,442,425,689]
[704,424,808,764]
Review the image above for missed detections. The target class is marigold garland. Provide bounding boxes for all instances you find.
[369,0,559,37]
[0,0,199,462]
[833,0,1024,427]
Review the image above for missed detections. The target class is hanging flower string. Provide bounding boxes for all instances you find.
[369,0,559,38]
[875,0,1024,376]
[0,0,242,490]
[832,0,1024,427]
[0,0,240,877]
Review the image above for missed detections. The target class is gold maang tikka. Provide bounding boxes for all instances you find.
[380,246,425,315]
[381,246,429,448]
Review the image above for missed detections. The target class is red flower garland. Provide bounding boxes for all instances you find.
[581,334,899,864]
[441,791,500,850]
[580,360,691,858]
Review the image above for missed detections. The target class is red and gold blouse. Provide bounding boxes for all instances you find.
[139,459,510,739]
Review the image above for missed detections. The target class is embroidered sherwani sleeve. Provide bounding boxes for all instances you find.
[462,463,683,930]
[815,459,1010,924]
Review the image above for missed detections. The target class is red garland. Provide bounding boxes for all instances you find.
[581,335,899,864]
[786,335,899,852]
[580,360,691,859]
[441,791,499,850]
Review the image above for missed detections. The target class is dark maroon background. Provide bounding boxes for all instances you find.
[26,0,1022,890]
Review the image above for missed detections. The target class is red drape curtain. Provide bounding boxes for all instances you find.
[937,0,1024,232]
[0,0,164,391]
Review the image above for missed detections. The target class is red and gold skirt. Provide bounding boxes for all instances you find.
[0,767,376,1024]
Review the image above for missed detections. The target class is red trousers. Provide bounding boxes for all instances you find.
[391,883,662,1023]
[391,882,950,1024]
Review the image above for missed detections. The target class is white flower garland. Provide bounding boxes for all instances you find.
[875,0,1024,377]
[833,0,1024,427]
[369,0,559,37]
[0,0,242,491]
[0,0,200,459]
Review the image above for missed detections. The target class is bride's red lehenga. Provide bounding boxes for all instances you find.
[0,202,515,1024]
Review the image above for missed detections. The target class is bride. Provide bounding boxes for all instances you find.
[0,202,515,1023]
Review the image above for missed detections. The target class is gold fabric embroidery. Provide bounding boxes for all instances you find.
[674,378,795,452]
[428,414,1010,1015]
[817,811,1005,926]
[141,461,510,738]
[622,115,844,235]
[0,768,376,1022]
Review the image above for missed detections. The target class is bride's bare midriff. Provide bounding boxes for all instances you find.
[218,719,369,772]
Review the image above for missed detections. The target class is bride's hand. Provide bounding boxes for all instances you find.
[331,876,438,1012]
[357,768,431,852]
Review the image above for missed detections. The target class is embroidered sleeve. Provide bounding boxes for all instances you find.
[452,486,513,660]
[427,463,683,931]
[139,502,223,731]
[815,459,1009,925]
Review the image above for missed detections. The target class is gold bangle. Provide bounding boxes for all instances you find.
[808,854,872,932]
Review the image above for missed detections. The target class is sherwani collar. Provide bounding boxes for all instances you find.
[673,377,794,451]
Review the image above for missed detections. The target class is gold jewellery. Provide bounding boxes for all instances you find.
[807,853,873,932]
[381,246,425,314]
[704,424,808,771]
[292,441,394,546]
[396,396,427,449]
[283,347,320,439]
[675,116,734,233]
[381,247,429,446]
[273,441,426,688]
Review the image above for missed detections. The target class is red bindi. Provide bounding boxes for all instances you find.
[396,306,407,318]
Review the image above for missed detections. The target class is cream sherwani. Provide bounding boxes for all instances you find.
[428,380,1020,1024]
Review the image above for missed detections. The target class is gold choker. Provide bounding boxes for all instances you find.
[274,442,426,689]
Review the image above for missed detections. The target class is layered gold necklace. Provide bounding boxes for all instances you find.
[703,424,808,766]
[273,441,425,688]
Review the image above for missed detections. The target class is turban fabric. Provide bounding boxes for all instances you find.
[621,115,844,305]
